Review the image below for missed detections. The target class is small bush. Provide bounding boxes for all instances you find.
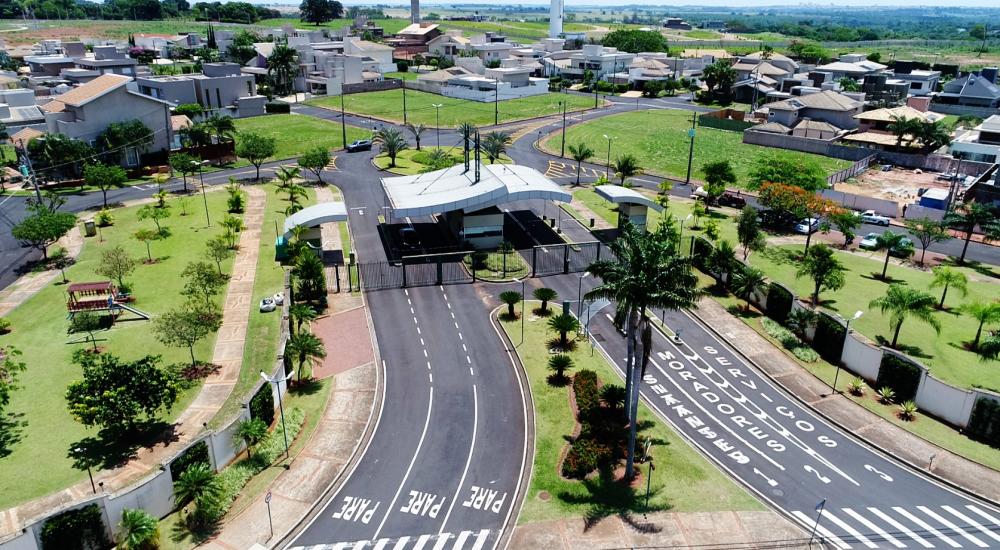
[248,383,275,426]
[573,369,600,416]
[762,318,818,363]
[0,318,10,334]
[898,400,918,421]
[967,396,1000,447]
[876,353,922,402]
[877,386,896,405]
[95,208,114,227]
[792,346,819,363]
[765,283,793,323]
[40,504,110,550]
[848,377,865,396]
[561,437,610,479]
[396,60,409,72]
[170,440,211,480]
[265,102,290,114]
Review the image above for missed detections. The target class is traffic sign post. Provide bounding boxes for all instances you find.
[265,491,274,540]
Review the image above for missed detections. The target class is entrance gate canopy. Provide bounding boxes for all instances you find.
[381,163,571,218]
[282,202,348,238]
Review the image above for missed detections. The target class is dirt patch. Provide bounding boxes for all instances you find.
[837,166,952,203]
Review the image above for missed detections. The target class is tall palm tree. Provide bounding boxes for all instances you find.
[374,127,408,168]
[482,131,511,163]
[289,303,318,334]
[929,266,969,309]
[405,123,427,151]
[944,203,1000,263]
[567,142,594,186]
[117,509,159,550]
[887,115,921,148]
[232,417,268,460]
[917,120,952,151]
[875,230,910,280]
[959,301,1000,350]
[286,331,326,380]
[869,284,941,348]
[612,153,641,185]
[267,43,299,96]
[731,266,767,312]
[172,463,218,507]
[585,221,697,479]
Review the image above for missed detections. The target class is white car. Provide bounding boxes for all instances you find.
[860,210,891,226]
[794,218,820,234]
[859,232,880,250]
[259,297,277,312]
[690,186,709,200]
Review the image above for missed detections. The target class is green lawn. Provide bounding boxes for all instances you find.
[541,109,851,187]
[233,114,371,163]
[307,90,594,128]
[0,190,237,508]
[572,187,738,242]
[683,29,722,39]
[385,71,417,81]
[373,147,509,175]
[502,302,761,524]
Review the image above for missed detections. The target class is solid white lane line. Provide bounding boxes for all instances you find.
[790,511,850,550]
[841,507,906,548]
[759,393,773,403]
[894,507,961,548]
[451,531,471,549]
[390,537,410,550]
[411,534,431,550]
[821,510,878,548]
[374,387,435,539]
[868,507,933,548]
[469,529,490,550]
[431,534,452,550]
[918,506,988,547]
[438,386,479,534]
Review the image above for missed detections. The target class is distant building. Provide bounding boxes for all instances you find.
[951,114,1000,163]
[427,33,472,60]
[936,70,1000,109]
[0,89,44,129]
[700,20,726,30]
[766,90,864,130]
[386,22,442,58]
[442,66,548,102]
[662,17,692,30]
[134,62,264,117]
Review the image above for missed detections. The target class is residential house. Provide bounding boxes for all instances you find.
[134,62,264,117]
[40,74,172,167]
[415,66,476,94]
[815,54,887,81]
[766,90,864,130]
[791,119,841,139]
[843,104,946,151]
[935,69,1000,109]
[73,46,139,78]
[558,44,636,81]
[737,51,799,75]
[0,89,44,129]
[442,65,548,102]
[888,61,941,97]
[343,37,396,73]
[471,42,515,64]
[951,114,1000,163]
[170,114,191,150]
[428,32,472,61]
[386,23,442,58]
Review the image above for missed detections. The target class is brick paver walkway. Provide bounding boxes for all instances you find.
[0,227,83,317]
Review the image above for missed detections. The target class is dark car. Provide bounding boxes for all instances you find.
[399,227,421,249]
[346,139,372,152]
[717,192,747,208]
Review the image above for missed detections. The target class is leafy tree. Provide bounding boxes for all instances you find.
[642,80,663,98]
[137,203,171,235]
[796,244,845,304]
[293,250,327,303]
[917,120,952,151]
[710,239,738,287]
[174,103,203,120]
[154,305,221,366]
[944,202,1000,263]
[299,0,343,25]
[226,30,262,64]
[869,285,941,348]
[27,133,94,181]
[182,261,228,308]
[499,290,522,317]
[0,346,26,415]
[838,77,860,92]
[482,131,512,163]
[172,463,219,507]
[405,123,427,151]
[134,229,162,262]
[96,246,137,289]
[747,156,826,192]
[205,235,233,275]
[289,303,318,335]
[611,153,641,186]
[547,354,573,384]
[736,206,765,260]
[66,352,179,432]
[701,160,736,204]
[875,230,911,280]
[235,132,277,181]
[84,163,128,208]
[533,287,557,314]
[567,142,594,186]
[116,509,159,550]
[786,308,817,338]
[929,266,968,309]
[233,418,268,459]
[787,40,830,63]
[905,217,950,265]
[68,312,103,352]
[586,220,696,479]
[691,200,707,229]
[221,215,245,248]
[731,266,767,311]
[179,122,213,149]
[702,60,737,100]
[98,119,153,166]
[547,313,580,349]
[298,146,331,184]
[600,29,668,53]
[286,331,326,380]
[267,44,299,96]
[959,301,1000,350]
[374,127,408,167]
[828,209,861,247]
[11,205,76,259]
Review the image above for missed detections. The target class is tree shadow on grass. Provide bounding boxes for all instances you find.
[940,257,1000,280]
[557,466,671,533]
[0,412,27,459]
[761,246,800,266]
[290,377,324,396]
[547,373,570,387]
[68,419,176,471]
[168,510,217,546]
[874,337,932,359]
[547,338,578,353]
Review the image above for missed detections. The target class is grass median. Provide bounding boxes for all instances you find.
[233,114,371,165]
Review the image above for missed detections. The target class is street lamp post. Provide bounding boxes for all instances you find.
[829,311,863,395]
[432,103,442,148]
[560,100,567,158]
[678,213,693,252]
[260,370,293,461]
[340,91,348,149]
[576,271,589,327]
[74,447,96,494]
[602,134,614,179]
[685,111,697,185]
[513,278,525,346]
[192,160,210,227]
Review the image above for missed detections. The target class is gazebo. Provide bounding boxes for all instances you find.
[66,281,148,321]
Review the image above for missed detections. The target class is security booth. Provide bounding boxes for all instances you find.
[278,202,349,261]
[594,184,663,232]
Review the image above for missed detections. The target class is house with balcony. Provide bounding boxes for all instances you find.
[134,62,264,117]
[951,115,1000,163]
[442,65,547,102]
[766,89,864,130]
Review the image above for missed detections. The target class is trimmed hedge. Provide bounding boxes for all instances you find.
[40,504,110,550]
[170,440,211,479]
[249,383,275,426]
[691,236,714,271]
[562,437,612,479]
[813,312,847,364]
[876,353,923,402]
[573,370,600,416]
[967,396,1000,448]
[765,283,793,323]
[265,102,291,114]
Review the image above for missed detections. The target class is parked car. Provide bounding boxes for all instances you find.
[794,218,820,234]
[717,191,747,208]
[859,232,914,256]
[346,139,372,152]
[399,227,421,249]
[690,186,709,200]
[860,209,891,226]
[859,232,880,250]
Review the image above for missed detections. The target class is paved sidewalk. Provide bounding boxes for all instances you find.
[511,510,806,549]
[0,226,83,317]
[693,297,1000,504]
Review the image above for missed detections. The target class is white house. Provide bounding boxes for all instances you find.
[951,115,1000,163]
[442,66,548,102]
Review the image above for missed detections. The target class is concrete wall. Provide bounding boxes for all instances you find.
[743,129,873,161]
[930,102,1000,118]
[441,79,547,102]
[820,188,900,217]
[840,332,883,381]
[916,373,977,428]
[903,204,946,221]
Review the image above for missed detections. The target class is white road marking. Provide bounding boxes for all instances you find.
[759,393,773,403]
[431,534,451,550]
[372,540,389,550]
[868,507,933,548]
[462,344,467,352]
[423,349,428,357]
[451,532,470,549]
[429,373,433,383]
[447,302,451,309]
[469,529,490,550]
[351,541,368,550]
[411,534,431,550]
[918,505,988,547]
[458,333,463,340]
[841,507,906,548]
[413,317,418,325]
[821,509,878,548]
[373,388,435,538]
[790,511,850,549]
[417,327,422,335]
[410,307,415,314]
[438,386,479,534]
[421,338,425,346]
[390,537,409,550]
[451,312,456,319]
[426,361,431,370]
[966,506,1000,537]
[454,322,459,329]
[466,356,472,364]
[894,506,961,548]
[469,367,474,375]
[943,506,1000,543]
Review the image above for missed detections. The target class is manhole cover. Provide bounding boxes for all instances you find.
[772,489,784,497]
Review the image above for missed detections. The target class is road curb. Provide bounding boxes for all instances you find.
[682,304,1000,507]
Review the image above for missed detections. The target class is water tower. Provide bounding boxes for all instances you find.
[549,0,563,38]
[411,0,419,23]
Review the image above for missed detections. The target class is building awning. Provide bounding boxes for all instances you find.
[382,163,570,218]
[283,202,348,237]
[594,184,663,212]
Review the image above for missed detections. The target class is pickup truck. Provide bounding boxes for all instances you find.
[859,210,891,226]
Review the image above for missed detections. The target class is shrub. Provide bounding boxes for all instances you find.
[561,437,610,479]
[0,318,10,334]
[95,208,114,227]
[876,353,922,403]
[396,60,409,72]
[765,283,793,323]
[264,102,290,114]
[573,369,600,416]
[813,312,847,363]
[877,386,896,405]
[691,236,714,271]
[248,383,275,426]
[169,440,211,479]
[898,400,918,421]
[762,318,818,363]
[848,377,865,396]
[967,396,1000,447]
[40,504,110,550]
[792,346,819,363]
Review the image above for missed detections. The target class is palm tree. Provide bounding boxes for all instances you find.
[233,418,268,460]
[875,230,910,280]
[567,142,594,185]
[286,331,326,380]
[267,43,299,96]
[456,122,477,144]
[548,312,580,348]
[374,127,408,168]
[499,290,521,317]
[929,266,969,309]
[959,301,1000,350]
[172,463,218,507]
[533,287,557,314]
[600,384,626,413]
[274,165,301,197]
[917,120,952,151]
[612,153,641,185]
[887,115,920,148]
[709,240,738,288]
[117,509,159,550]
[405,123,427,150]
[731,266,767,312]
[585,221,697,479]
[547,354,573,383]
[482,131,511,163]
[869,284,941,348]
[179,122,213,149]
[786,308,817,338]
[944,203,1000,263]
[289,303,317,334]
[204,114,236,165]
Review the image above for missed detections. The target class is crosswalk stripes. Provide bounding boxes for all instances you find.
[791,505,1000,548]
[290,529,490,550]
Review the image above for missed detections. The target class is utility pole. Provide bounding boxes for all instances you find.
[340,91,347,149]
[494,78,499,125]
[17,139,41,204]
[685,110,696,185]
[402,84,408,125]
[560,100,567,158]
[432,103,442,148]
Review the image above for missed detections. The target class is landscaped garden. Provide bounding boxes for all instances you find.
[307,89,595,127]
[540,109,851,185]
[233,114,370,164]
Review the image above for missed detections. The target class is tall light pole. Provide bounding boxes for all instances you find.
[576,271,589,326]
[685,110,697,185]
[192,160,210,227]
[560,100,567,158]
[829,311,863,395]
[260,370,294,461]
[678,213,693,251]
[513,278,525,346]
[432,103,442,148]
[340,90,347,149]
[74,447,96,494]
[602,134,614,179]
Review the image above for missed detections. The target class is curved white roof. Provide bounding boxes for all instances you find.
[594,184,663,212]
[283,202,348,237]
[382,163,571,218]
